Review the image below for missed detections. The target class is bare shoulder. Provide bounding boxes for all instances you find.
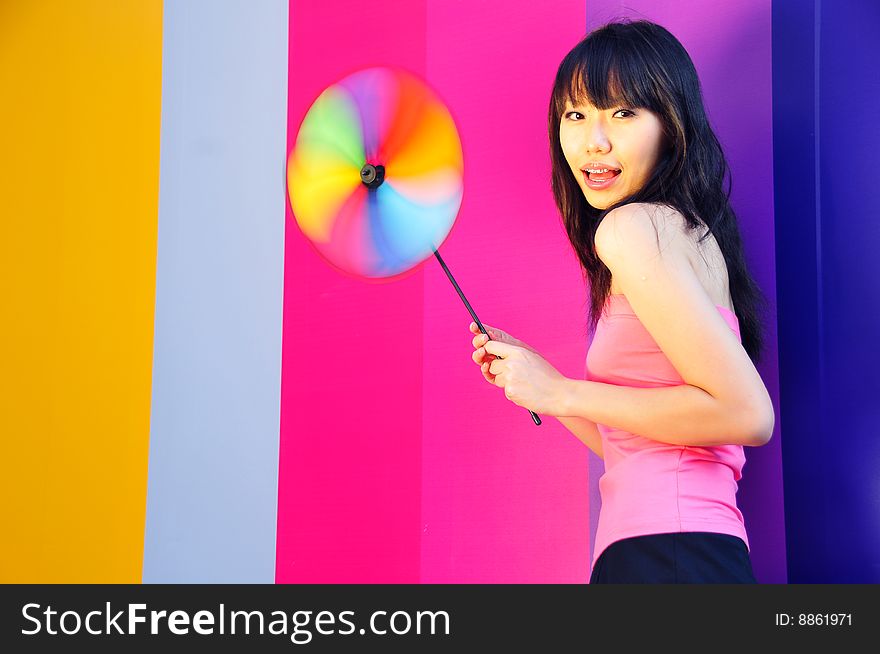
[597,203,730,309]
[592,204,772,444]
[594,202,689,266]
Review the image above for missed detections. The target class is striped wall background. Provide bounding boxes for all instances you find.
[1,0,877,584]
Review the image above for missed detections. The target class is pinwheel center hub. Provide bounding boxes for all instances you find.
[360,163,386,189]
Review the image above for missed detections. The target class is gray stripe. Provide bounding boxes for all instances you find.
[143,0,288,582]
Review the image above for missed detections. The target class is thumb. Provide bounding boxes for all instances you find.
[471,321,501,340]
[483,326,507,343]
[470,321,494,335]
[489,327,519,347]
[482,339,516,358]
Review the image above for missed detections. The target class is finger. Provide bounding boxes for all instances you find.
[483,339,514,358]
[488,357,504,375]
[492,368,505,387]
[470,321,494,335]
[472,347,498,364]
[472,332,490,348]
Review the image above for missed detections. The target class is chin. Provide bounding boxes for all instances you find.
[583,193,611,211]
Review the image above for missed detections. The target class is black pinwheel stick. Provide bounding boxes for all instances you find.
[359,164,539,425]
[432,247,542,426]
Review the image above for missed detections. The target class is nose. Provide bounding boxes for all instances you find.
[574,109,612,154]
[586,119,611,154]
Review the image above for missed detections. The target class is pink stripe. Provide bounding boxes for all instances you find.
[420,0,591,582]
[279,0,592,583]
[277,1,427,583]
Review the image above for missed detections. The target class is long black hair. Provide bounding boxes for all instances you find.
[548,19,768,362]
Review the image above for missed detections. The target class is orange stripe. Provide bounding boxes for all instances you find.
[0,0,163,582]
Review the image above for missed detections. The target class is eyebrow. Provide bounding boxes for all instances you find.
[564,99,631,110]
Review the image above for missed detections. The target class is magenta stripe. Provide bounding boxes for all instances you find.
[420,0,592,582]
[277,0,427,583]
[279,0,593,583]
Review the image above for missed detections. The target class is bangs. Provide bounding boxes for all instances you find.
[553,34,658,115]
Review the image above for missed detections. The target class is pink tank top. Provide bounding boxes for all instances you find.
[585,294,749,578]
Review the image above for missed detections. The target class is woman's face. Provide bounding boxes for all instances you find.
[559,96,666,209]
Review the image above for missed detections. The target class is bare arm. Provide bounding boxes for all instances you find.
[558,378,770,447]
[586,204,774,447]
[555,414,604,458]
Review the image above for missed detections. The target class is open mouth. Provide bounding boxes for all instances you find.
[582,168,622,182]
[582,168,622,189]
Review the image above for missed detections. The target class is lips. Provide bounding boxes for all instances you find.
[582,169,621,190]
[580,163,621,182]
[588,169,620,180]
[581,163,622,173]
[583,168,621,182]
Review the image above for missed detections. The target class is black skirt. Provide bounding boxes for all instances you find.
[589,531,757,584]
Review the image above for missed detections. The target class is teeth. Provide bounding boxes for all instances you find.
[585,168,614,173]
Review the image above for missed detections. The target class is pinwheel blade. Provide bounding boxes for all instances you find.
[287,67,463,278]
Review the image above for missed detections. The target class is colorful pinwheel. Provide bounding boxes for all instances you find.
[287,66,464,279]
[286,66,540,425]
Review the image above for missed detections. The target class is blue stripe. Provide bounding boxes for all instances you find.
[773,0,880,581]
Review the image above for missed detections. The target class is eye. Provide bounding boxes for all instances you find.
[564,109,635,120]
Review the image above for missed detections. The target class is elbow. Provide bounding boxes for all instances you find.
[742,400,775,447]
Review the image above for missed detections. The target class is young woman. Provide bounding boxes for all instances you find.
[469,19,773,583]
